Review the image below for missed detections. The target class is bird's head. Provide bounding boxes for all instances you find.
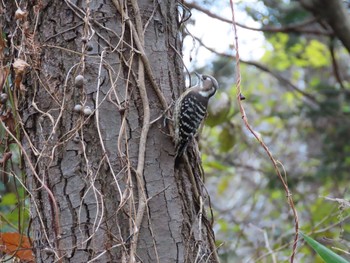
[195,72,218,98]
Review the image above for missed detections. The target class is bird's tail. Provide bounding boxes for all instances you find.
[174,140,189,168]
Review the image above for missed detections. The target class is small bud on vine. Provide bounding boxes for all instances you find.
[73,104,83,113]
[86,42,93,51]
[83,106,92,116]
[15,8,27,20]
[0,93,8,104]
[239,93,246,101]
[74,75,84,88]
[73,133,80,143]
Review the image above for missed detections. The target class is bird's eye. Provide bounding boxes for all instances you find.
[202,76,207,80]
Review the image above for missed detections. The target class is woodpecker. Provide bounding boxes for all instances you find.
[174,73,218,167]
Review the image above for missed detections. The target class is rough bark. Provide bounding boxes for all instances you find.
[1,0,218,262]
[300,0,350,54]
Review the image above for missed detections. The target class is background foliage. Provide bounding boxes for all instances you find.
[184,0,350,262]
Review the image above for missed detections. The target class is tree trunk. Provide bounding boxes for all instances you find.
[1,0,218,262]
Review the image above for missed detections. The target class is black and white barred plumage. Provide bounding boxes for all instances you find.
[174,73,218,167]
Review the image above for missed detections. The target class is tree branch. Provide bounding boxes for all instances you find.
[300,0,350,54]
[185,1,331,35]
[193,36,318,105]
[329,39,346,91]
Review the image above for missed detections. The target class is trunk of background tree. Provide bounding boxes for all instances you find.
[2,0,218,262]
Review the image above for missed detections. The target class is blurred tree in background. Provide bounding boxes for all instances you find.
[185,0,350,262]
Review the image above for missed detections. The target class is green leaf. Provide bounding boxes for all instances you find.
[1,193,17,205]
[303,40,330,68]
[217,218,229,232]
[270,189,283,200]
[205,160,227,171]
[342,104,350,114]
[218,126,236,152]
[301,232,350,263]
[282,91,297,107]
[217,176,230,195]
